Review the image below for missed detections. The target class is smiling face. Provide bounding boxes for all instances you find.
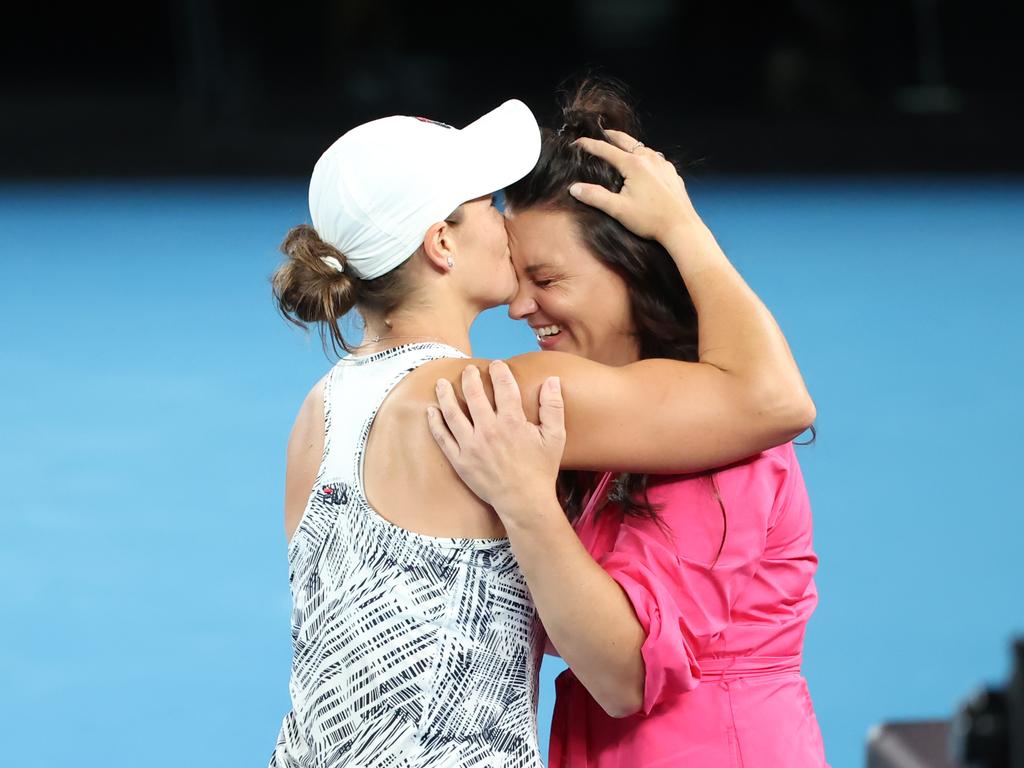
[505,207,640,367]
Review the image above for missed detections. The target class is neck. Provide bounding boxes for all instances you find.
[591,332,642,368]
[361,301,477,356]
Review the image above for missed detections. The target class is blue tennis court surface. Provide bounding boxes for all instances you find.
[2,177,1022,767]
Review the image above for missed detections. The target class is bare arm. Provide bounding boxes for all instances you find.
[503,495,646,717]
[510,349,807,474]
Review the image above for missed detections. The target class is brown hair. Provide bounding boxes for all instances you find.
[271,224,414,355]
[505,76,729,562]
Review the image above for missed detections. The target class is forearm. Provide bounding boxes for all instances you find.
[501,497,647,718]
[663,213,814,423]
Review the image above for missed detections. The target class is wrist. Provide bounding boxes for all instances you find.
[662,217,720,270]
[657,211,698,250]
[494,492,564,532]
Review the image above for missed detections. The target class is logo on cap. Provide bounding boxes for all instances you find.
[414,117,455,130]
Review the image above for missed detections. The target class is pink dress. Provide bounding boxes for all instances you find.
[549,443,828,767]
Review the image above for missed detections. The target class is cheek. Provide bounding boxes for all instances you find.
[537,291,572,325]
[492,220,509,254]
[611,293,634,333]
[585,283,632,336]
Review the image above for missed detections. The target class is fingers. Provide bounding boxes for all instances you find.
[573,136,631,171]
[568,182,622,218]
[489,360,526,421]
[426,406,460,463]
[538,376,566,448]
[576,131,667,164]
[434,378,474,445]
[602,129,641,153]
[605,130,668,160]
[574,131,649,162]
[461,365,497,427]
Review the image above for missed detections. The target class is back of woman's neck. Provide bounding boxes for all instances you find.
[360,314,473,357]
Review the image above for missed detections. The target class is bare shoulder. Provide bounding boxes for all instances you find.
[394,356,500,409]
[289,376,327,448]
[284,374,328,542]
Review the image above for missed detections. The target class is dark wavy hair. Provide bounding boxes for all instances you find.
[504,76,728,558]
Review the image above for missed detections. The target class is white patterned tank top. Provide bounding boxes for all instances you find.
[270,343,543,768]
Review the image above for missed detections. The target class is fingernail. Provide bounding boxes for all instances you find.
[426,406,438,418]
[568,184,581,197]
[549,376,561,393]
[435,380,445,392]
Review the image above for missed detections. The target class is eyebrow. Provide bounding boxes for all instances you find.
[524,263,556,276]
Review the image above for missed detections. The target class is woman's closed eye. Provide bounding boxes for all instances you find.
[521,263,564,289]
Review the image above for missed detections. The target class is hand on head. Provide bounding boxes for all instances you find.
[569,130,695,244]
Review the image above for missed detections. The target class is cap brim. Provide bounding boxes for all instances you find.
[451,99,541,203]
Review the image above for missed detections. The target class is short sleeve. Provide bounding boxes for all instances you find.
[595,447,791,714]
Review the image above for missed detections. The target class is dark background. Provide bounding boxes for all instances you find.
[3,0,1023,176]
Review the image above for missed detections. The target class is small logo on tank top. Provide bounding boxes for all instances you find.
[318,483,349,505]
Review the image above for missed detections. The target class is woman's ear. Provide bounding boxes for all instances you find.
[422,220,456,274]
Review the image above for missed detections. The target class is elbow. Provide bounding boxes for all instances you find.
[755,383,816,439]
[577,642,648,718]
[597,684,645,720]
[788,394,817,435]
[605,699,644,720]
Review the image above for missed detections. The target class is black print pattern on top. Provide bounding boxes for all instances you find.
[271,343,543,768]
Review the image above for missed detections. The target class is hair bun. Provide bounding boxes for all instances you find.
[280,225,352,283]
[558,76,642,141]
[272,224,359,352]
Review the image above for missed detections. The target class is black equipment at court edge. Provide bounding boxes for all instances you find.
[867,638,1023,768]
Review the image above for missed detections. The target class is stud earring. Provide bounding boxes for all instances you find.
[447,257,455,269]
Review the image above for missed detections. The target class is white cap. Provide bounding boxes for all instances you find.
[308,99,541,280]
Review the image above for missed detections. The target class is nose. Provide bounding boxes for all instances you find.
[507,285,537,320]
